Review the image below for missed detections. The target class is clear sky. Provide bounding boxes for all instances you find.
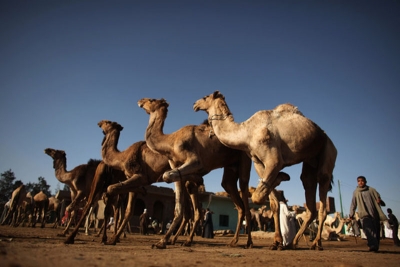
[1,1,399,219]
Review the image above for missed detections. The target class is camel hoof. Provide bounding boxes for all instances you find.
[270,244,277,250]
[64,238,74,244]
[181,242,192,247]
[245,243,253,249]
[151,243,166,249]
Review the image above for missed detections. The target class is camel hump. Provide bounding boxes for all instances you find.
[272,103,304,117]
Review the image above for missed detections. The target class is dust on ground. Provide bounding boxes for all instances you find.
[1,226,399,267]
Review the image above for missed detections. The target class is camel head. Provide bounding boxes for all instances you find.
[251,172,291,205]
[98,120,123,135]
[98,120,123,147]
[44,148,66,160]
[193,91,230,117]
[137,98,169,114]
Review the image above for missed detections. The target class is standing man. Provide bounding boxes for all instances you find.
[202,208,214,238]
[349,176,387,252]
[387,208,399,246]
[139,209,149,235]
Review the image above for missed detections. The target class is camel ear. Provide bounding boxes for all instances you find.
[161,98,169,107]
[213,91,224,100]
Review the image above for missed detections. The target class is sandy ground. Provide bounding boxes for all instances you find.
[1,225,399,267]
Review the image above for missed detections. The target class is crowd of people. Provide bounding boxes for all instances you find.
[275,175,399,252]
[98,175,399,252]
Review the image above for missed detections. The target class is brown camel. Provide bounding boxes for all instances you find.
[64,155,130,244]
[1,184,27,227]
[249,208,263,231]
[32,191,49,228]
[91,119,203,247]
[44,148,110,236]
[193,91,337,250]
[138,97,253,248]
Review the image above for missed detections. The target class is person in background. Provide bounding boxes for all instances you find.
[349,176,387,252]
[139,209,149,235]
[277,190,296,248]
[202,208,214,238]
[387,208,399,246]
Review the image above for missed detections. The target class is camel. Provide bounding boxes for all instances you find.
[48,196,61,228]
[44,148,118,237]
[259,205,274,232]
[321,213,346,241]
[249,206,273,232]
[19,192,34,227]
[79,119,203,248]
[193,91,337,250]
[32,191,49,228]
[56,151,130,245]
[1,184,27,227]
[324,211,340,228]
[138,97,253,248]
[249,207,263,231]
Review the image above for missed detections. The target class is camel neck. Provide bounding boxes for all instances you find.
[101,130,124,168]
[145,108,169,153]
[53,158,71,184]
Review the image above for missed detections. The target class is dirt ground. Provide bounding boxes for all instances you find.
[1,226,399,267]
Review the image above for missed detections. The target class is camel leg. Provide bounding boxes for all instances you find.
[181,181,201,247]
[153,180,184,249]
[64,162,109,244]
[84,207,94,235]
[220,166,251,248]
[171,212,189,245]
[312,176,331,250]
[171,182,196,246]
[106,192,137,245]
[268,190,284,250]
[291,163,318,249]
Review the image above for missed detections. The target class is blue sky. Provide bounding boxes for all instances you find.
[1,1,399,219]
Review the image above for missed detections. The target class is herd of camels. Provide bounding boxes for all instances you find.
[2,91,338,251]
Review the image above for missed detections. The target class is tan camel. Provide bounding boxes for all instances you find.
[47,196,61,228]
[193,91,337,250]
[321,214,346,241]
[84,119,203,248]
[138,98,253,248]
[32,191,49,228]
[259,205,274,232]
[20,192,34,227]
[324,211,340,228]
[1,184,27,227]
[44,148,109,236]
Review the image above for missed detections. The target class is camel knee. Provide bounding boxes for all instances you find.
[106,185,118,196]
[162,170,180,183]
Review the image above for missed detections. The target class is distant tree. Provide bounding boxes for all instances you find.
[25,176,51,196]
[0,169,23,202]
